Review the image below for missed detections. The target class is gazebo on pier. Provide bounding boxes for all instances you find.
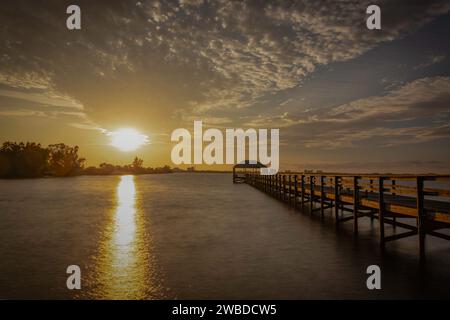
[232,160,266,183]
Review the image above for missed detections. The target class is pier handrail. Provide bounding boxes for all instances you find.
[278,172,450,180]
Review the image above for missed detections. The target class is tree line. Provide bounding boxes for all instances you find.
[0,142,173,178]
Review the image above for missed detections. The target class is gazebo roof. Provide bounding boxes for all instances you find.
[233,160,266,169]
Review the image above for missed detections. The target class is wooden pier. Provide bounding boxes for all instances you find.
[242,172,450,259]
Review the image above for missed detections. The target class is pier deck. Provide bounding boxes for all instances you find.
[242,173,450,259]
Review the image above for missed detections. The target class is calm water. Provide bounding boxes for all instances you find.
[0,173,449,299]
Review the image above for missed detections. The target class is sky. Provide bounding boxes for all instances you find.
[0,0,449,173]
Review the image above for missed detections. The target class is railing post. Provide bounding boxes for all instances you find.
[378,177,385,248]
[320,176,325,218]
[271,175,274,196]
[301,175,305,209]
[274,175,277,198]
[370,179,374,221]
[288,175,292,205]
[278,175,282,199]
[353,176,359,234]
[310,175,315,213]
[417,176,425,261]
[273,175,276,196]
[294,175,298,209]
[392,179,397,227]
[334,176,340,223]
[285,175,288,202]
[275,175,278,197]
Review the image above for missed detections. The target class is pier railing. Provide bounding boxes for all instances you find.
[243,173,450,259]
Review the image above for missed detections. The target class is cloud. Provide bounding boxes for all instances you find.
[0,70,101,130]
[280,76,450,148]
[0,88,84,110]
[0,109,49,117]
[414,54,446,69]
[0,71,53,90]
[243,112,307,128]
[0,69,84,110]
[170,0,450,114]
[328,76,450,122]
[1,0,449,123]
[179,75,450,150]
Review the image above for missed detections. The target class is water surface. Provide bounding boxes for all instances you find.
[0,173,449,299]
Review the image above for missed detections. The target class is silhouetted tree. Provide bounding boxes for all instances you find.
[98,162,115,175]
[47,143,85,177]
[132,156,144,173]
[0,142,49,178]
[0,141,177,178]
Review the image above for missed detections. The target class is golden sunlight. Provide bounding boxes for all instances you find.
[109,128,149,152]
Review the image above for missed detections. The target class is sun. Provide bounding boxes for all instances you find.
[109,128,149,152]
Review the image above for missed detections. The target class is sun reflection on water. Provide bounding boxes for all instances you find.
[115,175,137,255]
[89,175,162,299]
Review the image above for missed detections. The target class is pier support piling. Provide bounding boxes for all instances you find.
[417,176,426,261]
[378,177,385,249]
[353,176,359,234]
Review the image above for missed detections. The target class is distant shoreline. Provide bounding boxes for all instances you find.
[0,141,236,179]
